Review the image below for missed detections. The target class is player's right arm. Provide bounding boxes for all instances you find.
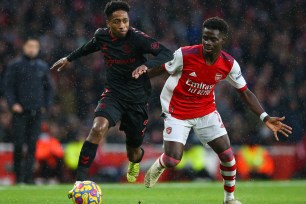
[50,29,102,72]
[133,48,183,79]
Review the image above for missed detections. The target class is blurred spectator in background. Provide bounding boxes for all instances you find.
[236,143,275,180]
[4,37,52,184]
[35,122,64,184]
[64,128,87,181]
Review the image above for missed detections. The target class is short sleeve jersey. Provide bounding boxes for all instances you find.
[160,44,247,120]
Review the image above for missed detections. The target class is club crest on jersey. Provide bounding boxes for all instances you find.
[102,43,108,50]
[215,73,223,82]
[151,42,160,49]
[166,127,172,134]
[123,44,132,54]
[143,120,148,125]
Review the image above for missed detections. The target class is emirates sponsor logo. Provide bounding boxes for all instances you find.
[185,78,215,95]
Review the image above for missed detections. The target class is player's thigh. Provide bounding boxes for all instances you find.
[163,114,192,146]
[207,134,231,154]
[94,96,123,128]
[120,104,148,148]
[193,111,228,146]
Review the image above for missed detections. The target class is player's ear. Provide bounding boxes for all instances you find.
[106,19,110,28]
[221,34,227,44]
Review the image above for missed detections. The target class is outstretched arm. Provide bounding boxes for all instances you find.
[50,32,100,72]
[133,65,167,79]
[133,48,183,79]
[132,30,172,79]
[238,88,292,141]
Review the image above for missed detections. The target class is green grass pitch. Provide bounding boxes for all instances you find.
[0,180,305,204]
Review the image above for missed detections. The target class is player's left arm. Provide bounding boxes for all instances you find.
[226,60,292,141]
[132,31,173,79]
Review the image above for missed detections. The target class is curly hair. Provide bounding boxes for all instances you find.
[203,17,229,37]
[104,1,130,18]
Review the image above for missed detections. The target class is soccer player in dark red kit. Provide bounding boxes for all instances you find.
[50,0,172,190]
[133,17,292,204]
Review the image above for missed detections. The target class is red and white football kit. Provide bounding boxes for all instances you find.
[161,44,247,145]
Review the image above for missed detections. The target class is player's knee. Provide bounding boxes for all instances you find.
[218,147,234,163]
[161,153,181,168]
[90,121,108,142]
[92,120,108,133]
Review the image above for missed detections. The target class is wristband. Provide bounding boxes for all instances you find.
[260,112,269,121]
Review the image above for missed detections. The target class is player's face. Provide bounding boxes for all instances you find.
[107,10,129,38]
[202,28,225,55]
[23,39,40,59]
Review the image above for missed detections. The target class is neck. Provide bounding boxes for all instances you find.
[203,49,220,65]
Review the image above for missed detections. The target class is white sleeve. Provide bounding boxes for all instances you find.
[226,60,247,91]
[164,48,183,74]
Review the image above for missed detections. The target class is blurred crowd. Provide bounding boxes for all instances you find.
[0,0,305,147]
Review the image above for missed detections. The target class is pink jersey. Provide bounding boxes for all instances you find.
[161,44,247,120]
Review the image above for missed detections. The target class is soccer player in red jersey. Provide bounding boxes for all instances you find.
[133,17,292,204]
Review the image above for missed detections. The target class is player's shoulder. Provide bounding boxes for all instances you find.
[181,44,201,56]
[220,50,235,65]
[94,27,109,38]
[129,27,150,38]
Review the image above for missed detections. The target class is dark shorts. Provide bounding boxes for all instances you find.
[94,95,148,148]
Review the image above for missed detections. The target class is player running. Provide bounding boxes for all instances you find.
[133,17,292,204]
[50,0,172,187]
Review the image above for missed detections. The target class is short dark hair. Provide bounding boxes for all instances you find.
[203,17,229,37]
[23,36,39,44]
[104,1,130,18]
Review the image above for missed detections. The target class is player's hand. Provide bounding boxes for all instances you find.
[132,65,148,79]
[264,116,292,141]
[12,103,23,113]
[50,57,70,72]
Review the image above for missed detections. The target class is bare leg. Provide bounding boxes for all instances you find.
[126,145,144,163]
[145,141,184,187]
[164,141,184,162]
[87,117,110,144]
[207,134,231,153]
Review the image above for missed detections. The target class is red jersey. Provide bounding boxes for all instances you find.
[161,44,247,120]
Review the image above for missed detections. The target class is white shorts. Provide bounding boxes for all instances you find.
[163,111,227,145]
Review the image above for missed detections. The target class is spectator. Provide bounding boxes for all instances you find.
[236,144,275,180]
[4,37,52,184]
[35,122,64,184]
